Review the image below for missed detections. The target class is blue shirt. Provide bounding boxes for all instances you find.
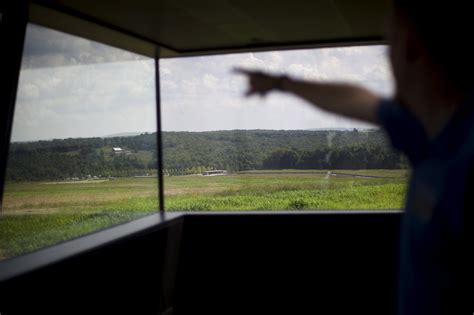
[378,98,472,315]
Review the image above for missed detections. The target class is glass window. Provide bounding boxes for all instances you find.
[0,24,158,260]
[160,46,408,211]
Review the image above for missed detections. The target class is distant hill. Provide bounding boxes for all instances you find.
[6,129,407,181]
[102,131,151,138]
[306,127,374,131]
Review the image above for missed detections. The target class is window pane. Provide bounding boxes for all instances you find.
[160,46,408,211]
[0,24,158,260]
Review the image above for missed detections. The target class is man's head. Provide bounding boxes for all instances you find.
[388,1,472,107]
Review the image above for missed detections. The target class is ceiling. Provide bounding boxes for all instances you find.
[31,0,389,57]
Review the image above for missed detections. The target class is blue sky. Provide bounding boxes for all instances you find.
[11,23,394,142]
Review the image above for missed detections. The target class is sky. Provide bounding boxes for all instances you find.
[11,23,394,142]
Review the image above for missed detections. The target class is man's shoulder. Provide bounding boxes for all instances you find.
[377,98,428,164]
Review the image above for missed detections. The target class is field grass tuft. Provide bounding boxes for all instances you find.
[1,170,407,259]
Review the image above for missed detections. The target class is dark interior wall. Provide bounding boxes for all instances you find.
[0,212,401,315]
[0,3,399,315]
[0,220,176,315]
[174,212,401,315]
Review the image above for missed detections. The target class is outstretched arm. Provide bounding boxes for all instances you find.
[234,68,381,125]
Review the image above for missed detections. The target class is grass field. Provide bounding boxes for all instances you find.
[0,170,408,259]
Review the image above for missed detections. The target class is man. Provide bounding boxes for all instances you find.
[236,1,472,314]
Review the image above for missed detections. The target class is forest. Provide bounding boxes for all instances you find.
[5,129,408,181]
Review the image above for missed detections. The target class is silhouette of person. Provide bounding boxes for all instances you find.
[236,1,472,314]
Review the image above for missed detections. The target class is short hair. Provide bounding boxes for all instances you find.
[394,1,473,92]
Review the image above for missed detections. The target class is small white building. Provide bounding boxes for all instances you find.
[112,147,123,154]
[203,170,228,176]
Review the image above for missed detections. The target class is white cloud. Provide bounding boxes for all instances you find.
[11,22,393,141]
[19,83,40,99]
[287,63,328,81]
[161,67,172,75]
[12,58,156,141]
[202,74,219,89]
[22,23,147,69]
[160,45,392,132]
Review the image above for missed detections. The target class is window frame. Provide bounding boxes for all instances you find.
[1,2,389,213]
[1,6,167,216]
[0,1,397,257]
[0,2,28,211]
[0,3,402,282]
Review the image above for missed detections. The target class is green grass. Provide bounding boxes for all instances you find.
[0,210,150,259]
[164,171,406,210]
[0,170,407,259]
[237,169,409,178]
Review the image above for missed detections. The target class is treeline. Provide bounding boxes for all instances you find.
[5,129,407,181]
[6,133,158,181]
[262,146,403,170]
[161,129,407,171]
[6,149,157,181]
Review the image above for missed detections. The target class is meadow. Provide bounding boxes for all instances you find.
[0,170,407,259]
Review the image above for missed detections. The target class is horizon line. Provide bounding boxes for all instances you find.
[11,127,380,143]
